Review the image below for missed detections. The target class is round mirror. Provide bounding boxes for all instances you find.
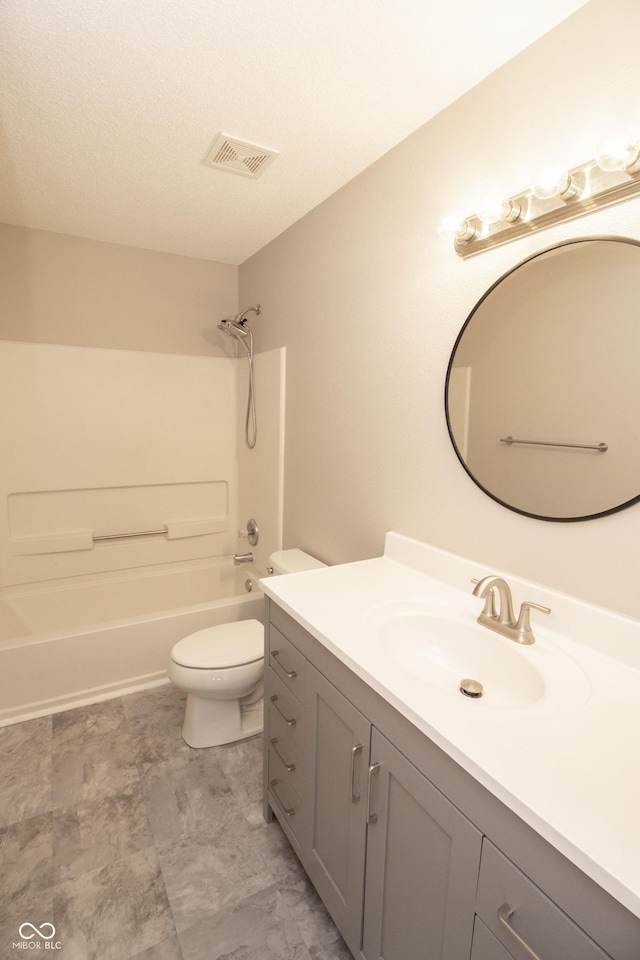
[445,237,640,521]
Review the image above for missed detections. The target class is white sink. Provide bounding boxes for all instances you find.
[362,599,591,713]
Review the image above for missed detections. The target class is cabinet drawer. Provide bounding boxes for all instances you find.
[266,669,305,749]
[269,625,306,700]
[477,840,611,960]
[471,916,514,960]
[268,748,305,844]
[268,707,305,792]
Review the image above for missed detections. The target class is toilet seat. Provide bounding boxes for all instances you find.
[171,619,264,670]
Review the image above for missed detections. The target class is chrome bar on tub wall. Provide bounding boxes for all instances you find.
[93,527,168,542]
[499,436,608,452]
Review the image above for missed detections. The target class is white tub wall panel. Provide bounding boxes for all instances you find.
[0,341,239,587]
[8,482,228,548]
[0,599,30,643]
[237,347,286,573]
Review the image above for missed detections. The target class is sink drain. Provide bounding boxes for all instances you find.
[460,678,483,699]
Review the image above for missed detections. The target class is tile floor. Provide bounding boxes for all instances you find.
[0,684,351,960]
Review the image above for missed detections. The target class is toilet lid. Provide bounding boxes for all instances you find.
[171,619,264,669]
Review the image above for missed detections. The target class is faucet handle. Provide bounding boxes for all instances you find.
[515,601,551,644]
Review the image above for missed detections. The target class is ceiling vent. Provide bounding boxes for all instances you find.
[203,135,278,179]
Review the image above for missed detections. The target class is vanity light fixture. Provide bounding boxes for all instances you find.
[452,129,640,257]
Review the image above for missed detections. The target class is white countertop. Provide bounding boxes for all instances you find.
[261,532,640,919]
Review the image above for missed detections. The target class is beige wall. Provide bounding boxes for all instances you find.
[0,223,237,355]
[240,0,640,618]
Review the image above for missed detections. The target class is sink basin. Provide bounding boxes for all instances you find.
[362,600,591,713]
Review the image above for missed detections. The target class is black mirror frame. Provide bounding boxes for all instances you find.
[445,236,640,523]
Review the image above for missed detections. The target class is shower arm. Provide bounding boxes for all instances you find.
[234,304,261,325]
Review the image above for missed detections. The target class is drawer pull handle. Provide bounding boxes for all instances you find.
[271,650,297,678]
[366,762,381,824]
[350,744,363,802]
[270,737,296,771]
[269,778,295,817]
[270,694,296,726]
[497,903,543,960]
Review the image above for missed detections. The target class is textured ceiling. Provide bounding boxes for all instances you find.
[0,0,589,265]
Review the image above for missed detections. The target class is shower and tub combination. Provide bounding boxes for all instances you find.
[0,306,286,730]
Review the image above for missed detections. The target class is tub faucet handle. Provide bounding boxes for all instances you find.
[238,518,259,546]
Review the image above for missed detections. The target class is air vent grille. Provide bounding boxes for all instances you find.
[204,135,278,179]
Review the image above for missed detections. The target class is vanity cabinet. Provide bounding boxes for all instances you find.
[263,599,640,960]
[362,728,481,960]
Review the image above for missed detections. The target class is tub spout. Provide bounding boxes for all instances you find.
[234,552,254,565]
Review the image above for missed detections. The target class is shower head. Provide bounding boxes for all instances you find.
[218,317,249,339]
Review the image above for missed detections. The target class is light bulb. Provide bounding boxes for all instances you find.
[437,215,464,236]
[596,128,640,173]
[530,167,578,201]
[476,197,522,227]
[476,197,505,226]
[455,219,477,243]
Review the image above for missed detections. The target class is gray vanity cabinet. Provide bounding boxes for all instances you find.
[265,602,482,960]
[362,728,481,960]
[263,599,640,960]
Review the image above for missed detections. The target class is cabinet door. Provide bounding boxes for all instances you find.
[362,729,482,960]
[305,663,371,957]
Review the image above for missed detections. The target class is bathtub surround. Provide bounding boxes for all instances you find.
[0,340,285,724]
[0,341,239,587]
[240,0,640,621]
[0,684,350,960]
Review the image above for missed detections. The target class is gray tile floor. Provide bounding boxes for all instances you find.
[0,684,351,960]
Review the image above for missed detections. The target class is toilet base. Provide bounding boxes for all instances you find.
[182,692,263,748]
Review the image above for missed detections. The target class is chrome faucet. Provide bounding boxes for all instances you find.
[234,552,254,565]
[472,575,550,645]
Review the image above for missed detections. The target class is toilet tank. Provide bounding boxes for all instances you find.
[268,548,326,575]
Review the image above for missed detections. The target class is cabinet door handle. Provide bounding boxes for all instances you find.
[497,903,543,960]
[270,694,296,726]
[270,737,296,771]
[366,762,381,824]
[271,650,297,678]
[269,779,295,817]
[350,744,363,802]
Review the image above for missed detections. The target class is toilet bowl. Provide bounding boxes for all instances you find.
[168,548,325,747]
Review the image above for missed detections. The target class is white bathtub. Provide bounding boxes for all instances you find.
[0,557,264,726]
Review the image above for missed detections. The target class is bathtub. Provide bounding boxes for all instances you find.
[0,557,264,726]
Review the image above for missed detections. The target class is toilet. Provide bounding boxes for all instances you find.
[168,548,325,748]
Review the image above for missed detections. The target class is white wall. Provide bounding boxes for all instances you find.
[240,0,640,619]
